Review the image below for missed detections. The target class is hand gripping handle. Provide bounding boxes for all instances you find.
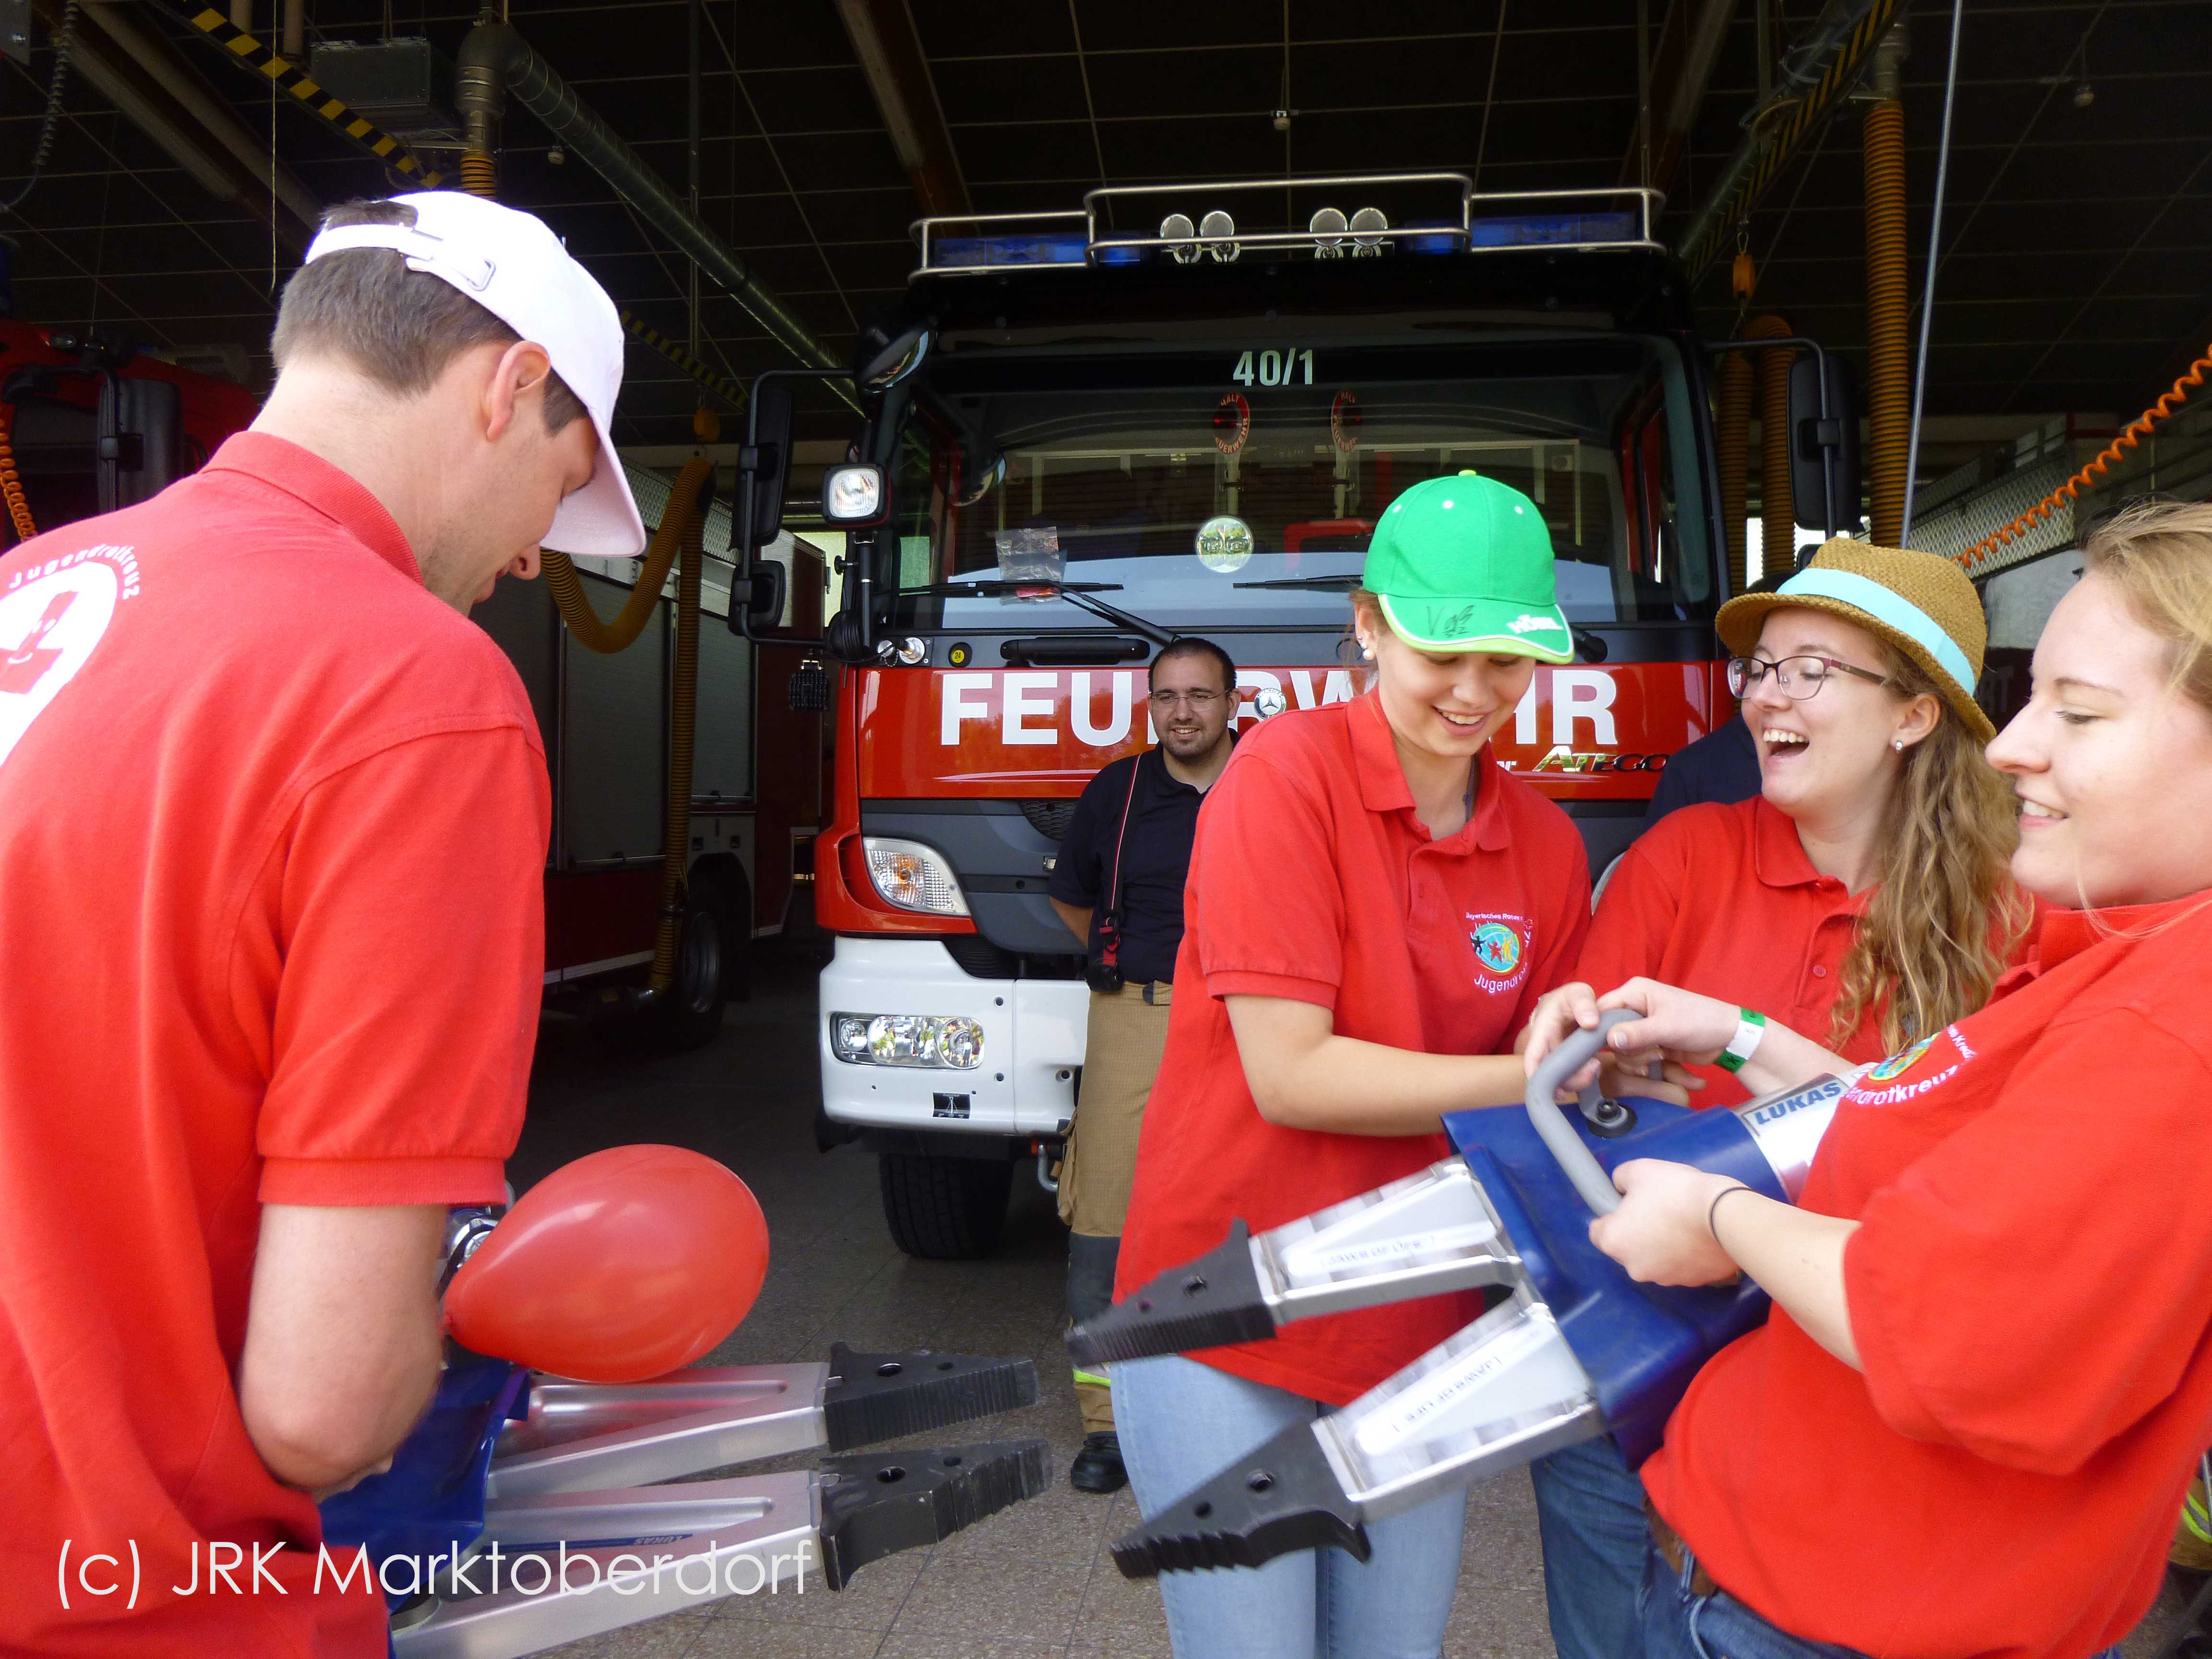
[1523,1009,1644,1216]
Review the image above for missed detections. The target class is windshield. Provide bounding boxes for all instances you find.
[884,338,1712,635]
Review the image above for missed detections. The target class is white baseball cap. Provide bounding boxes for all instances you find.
[301,190,646,560]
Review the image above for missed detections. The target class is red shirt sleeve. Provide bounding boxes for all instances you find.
[1190,749,1344,1010]
[1845,1009,2212,1474]
[1577,828,1685,998]
[247,725,550,1206]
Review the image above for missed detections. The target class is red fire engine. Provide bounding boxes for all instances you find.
[719,174,1857,1259]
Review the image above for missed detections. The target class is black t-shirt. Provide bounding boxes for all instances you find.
[1046,746,1213,984]
[1641,711,1761,829]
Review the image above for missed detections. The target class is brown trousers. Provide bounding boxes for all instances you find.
[1062,982,1173,1432]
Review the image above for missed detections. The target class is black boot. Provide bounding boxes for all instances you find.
[1070,1430,1127,1494]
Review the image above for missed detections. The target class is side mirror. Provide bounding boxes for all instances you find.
[743,558,787,633]
[858,322,933,391]
[738,378,794,552]
[1788,353,1859,537]
[957,450,1005,507]
[96,376,182,512]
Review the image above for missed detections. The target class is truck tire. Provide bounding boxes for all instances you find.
[705,859,753,1003]
[877,1153,1014,1260]
[649,886,728,1051]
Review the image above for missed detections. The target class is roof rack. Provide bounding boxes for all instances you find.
[911,176,1663,278]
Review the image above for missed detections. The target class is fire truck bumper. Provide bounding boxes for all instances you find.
[819,937,1086,1139]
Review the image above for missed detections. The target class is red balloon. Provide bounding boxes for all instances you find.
[445,1145,769,1382]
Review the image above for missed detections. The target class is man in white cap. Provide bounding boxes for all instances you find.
[0,192,642,1656]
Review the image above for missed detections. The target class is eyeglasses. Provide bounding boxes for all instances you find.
[1148,690,1226,710]
[1726,655,1891,700]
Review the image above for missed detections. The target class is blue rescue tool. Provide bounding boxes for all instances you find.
[318,1221,1047,1657]
[1068,1010,1852,1576]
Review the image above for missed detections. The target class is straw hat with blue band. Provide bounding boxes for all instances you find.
[1362,473,1575,664]
[1716,537,1994,742]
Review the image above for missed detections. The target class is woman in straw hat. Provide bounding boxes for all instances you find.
[1520,537,2037,1659]
[1522,501,2212,1659]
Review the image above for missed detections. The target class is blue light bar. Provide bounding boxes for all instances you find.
[1093,232,1149,268]
[1467,211,1639,249]
[928,231,1090,270]
[1402,219,1460,255]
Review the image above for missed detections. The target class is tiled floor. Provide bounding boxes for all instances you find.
[507,941,2191,1659]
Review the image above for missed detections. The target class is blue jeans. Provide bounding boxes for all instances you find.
[1531,1435,1649,1659]
[1636,1538,2126,1659]
[1638,1539,1868,1659]
[1115,1353,1470,1659]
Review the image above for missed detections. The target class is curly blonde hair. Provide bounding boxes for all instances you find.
[1828,643,2034,1049]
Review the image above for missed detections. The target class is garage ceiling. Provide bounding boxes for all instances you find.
[2,0,2207,466]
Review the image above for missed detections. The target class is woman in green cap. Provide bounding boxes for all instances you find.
[1111,474,1606,1658]
[1520,537,2035,1659]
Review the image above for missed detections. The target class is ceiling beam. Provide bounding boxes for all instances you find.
[831,0,970,218]
[59,0,320,250]
[1623,0,1738,197]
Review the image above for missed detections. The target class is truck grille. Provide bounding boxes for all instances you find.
[1019,799,1078,842]
[941,935,1085,982]
[943,935,1022,979]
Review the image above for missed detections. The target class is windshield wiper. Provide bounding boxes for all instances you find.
[1231,574,1362,590]
[910,580,1126,595]
[909,580,1173,647]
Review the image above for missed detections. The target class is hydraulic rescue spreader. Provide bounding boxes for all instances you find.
[322,1147,1050,1656]
[1069,1011,1859,1577]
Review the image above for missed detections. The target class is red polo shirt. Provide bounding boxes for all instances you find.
[1116,692,1590,1405]
[0,433,549,1656]
[1645,895,2212,1659]
[1584,798,1924,1105]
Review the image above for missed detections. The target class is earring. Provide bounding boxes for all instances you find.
[1360,644,1375,660]
[1892,738,1905,752]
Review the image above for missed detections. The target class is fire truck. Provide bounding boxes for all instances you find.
[738,174,1855,1256]
[0,319,821,1046]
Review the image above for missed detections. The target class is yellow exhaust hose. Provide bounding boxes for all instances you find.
[1746,313,1797,553]
[649,463,709,995]
[1863,99,1911,546]
[538,448,706,657]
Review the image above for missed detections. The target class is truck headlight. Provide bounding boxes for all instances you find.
[829,1012,985,1069]
[863,837,969,916]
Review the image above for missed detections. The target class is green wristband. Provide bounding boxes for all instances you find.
[1715,1008,1767,1074]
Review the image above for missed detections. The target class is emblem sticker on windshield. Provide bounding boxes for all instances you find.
[1195,516,1254,573]
[992,526,1064,586]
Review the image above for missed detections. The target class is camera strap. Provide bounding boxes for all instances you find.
[1095,753,1145,973]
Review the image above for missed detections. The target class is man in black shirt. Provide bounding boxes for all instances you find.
[1639,709,1759,829]
[1635,566,1792,833]
[1046,636,1237,1493]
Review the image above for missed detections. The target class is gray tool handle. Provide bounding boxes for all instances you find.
[1523,1009,1644,1216]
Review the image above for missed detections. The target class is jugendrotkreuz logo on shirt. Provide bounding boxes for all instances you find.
[1465,913,1532,995]
[1846,1023,1975,1106]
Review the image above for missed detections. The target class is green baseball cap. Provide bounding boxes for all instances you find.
[1363,473,1572,662]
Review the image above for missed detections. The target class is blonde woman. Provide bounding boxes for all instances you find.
[1516,502,2212,1659]
[1522,539,2035,1659]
